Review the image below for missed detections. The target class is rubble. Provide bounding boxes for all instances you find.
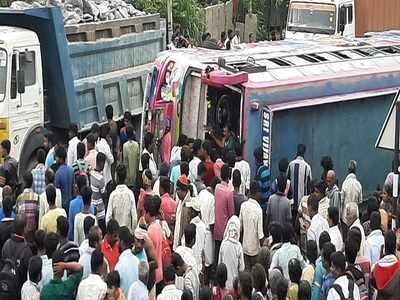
[10,0,146,25]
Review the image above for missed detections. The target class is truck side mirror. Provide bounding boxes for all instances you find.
[17,70,25,94]
[339,6,346,35]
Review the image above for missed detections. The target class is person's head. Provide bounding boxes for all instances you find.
[159,176,171,196]
[216,263,228,288]
[171,252,187,276]
[258,247,270,273]
[366,196,380,216]
[138,261,149,285]
[297,144,306,157]
[345,202,359,226]
[201,140,212,158]
[123,111,132,127]
[276,277,289,300]
[81,185,92,207]
[2,196,13,218]
[105,271,121,297]
[28,256,42,284]
[330,251,346,278]
[56,216,68,239]
[184,223,196,248]
[2,185,12,201]
[96,152,106,171]
[348,160,357,174]
[306,240,318,265]
[278,158,289,173]
[23,172,33,189]
[252,263,267,294]
[106,219,120,247]
[76,175,87,195]
[144,132,154,151]
[321,156,333,172]
[88,225,102,250]
[225,150,236,168]
[76,142,85,160]
[68,123,78,139]
[382,183,392,202]
[326,170,336,188]
[282,223,294,243]
[277,173,287,193]
[45,168,55,185]
[90,123,100,140]
[45,184,57,207]
[199,287,212,300]
[159,162,170,177]
[142,169,153,189]
[116,164,127,185]
[269,222,283,243]
[232,169,241,189]
[347,227,362,253]
[14,214,26,236]
[0,139,11,157]
[327,206,339,227]
[249,33,255,42]
[197,162,207,180]
[321,242,336,270]
[54,146,67,165]
[84,216,95,238]
[44,232,59,258]
[314,181,327,197]
[253,147,263,165]
[307,193,319,218]
[210,176,221,193]
[35,229,46,253]
[176,175,189,200]
[288,258,302,284]
[370,211,381,231]
[91,249,106,276]
[345,238,359,265]
[164,264,176,284]
[221,164,231,182]
[180,161,190,177]
[319,231,331,252]
[249,180,260,201]
[119,226,134,252]
[105,104,113,120]
[52,249,64,279]
[220,31,226,41]
[182,290,193,300]
[144,195,161,223]
[298,280,311,300]
[384,230,396,255]
[86,133,96,150]
[238,271,252,299]
[192,139,202,157]
[126,125,135,141]
[36,148,46,165]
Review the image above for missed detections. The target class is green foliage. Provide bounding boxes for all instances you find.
[0,0,12,7]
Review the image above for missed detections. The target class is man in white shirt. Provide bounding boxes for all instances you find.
[365,211,384,265]
[232,145,251,195]
[341,160,362,223]
[21,256,42,300]
[67,123,80,166]
[76,249,107,300]
[79,226,102,280]
[239,180,264,270]
[327,251,361,300]
[189,139,202,182]
[230,30,240,48]
[127,261,149,300]
[140,132,158,178]
[346,202,366,256]
[328,206,343,252]
[39,169,63,226]
[176,223,200,276]
[95,126,114,187]
[186,197,206,270]
[106,164,137,233]
[307,192,329,250]
[172,252,200,300]
[157,265,183,300]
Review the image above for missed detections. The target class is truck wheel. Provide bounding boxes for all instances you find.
[18,127,46,176]
[216,94,231,129]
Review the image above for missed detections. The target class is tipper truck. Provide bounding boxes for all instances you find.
[286,0,400,39]
[0,7,164,173]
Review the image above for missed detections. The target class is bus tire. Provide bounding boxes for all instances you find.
[18,126,46,176]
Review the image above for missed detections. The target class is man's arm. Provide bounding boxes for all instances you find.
[105,195,112,226]
[131,193,138,232]
[258,208,264,246]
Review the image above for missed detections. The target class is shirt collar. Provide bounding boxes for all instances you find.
[27,280,40,291]
[346,173,357,180]
[120,248,132,257]
[23,188,34,193]
[296,156,305,161]
[248,198,259,205]
[369,229,383,237]
[116,184,128,190]
[163,284,180,292]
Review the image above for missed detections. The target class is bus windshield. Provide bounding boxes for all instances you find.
[0,49,6,101]
[287,2,336,35]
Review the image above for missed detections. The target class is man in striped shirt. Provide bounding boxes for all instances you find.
[288,144,312,219]
[91,152,107,233]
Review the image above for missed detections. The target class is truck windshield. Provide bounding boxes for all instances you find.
[0,49,6,101]
[287,2,336,34]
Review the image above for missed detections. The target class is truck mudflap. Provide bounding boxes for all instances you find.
[201,69,248,87]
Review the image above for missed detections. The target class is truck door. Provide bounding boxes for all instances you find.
[9,47,43,158]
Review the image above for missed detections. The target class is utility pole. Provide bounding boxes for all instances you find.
[166,0,173,46]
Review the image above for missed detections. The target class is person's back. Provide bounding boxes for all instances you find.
[267,192,292,225]
[16,172,40,233]
[123,126,139,188]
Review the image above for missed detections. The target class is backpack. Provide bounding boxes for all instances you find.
[346,266,368,300]
[0,259,21,300]
[332,277,355,300]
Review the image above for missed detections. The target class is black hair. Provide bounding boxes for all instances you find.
[216,263,228,288]
[45,184,57,206]
[35,230,46,251]
[199,287,212,300]
[105,271,121,288]
[55,146,67,161]
[76,175,87,194]
[182,290,193,300]
[119,226,134,249]
[86,134,96,147]
[180,162,190,176]
[44,232,59,258]
[253,147,263,164]
[306,240,318,265]
[106,219,120,235]
[370,211,381,231]
[288,258,302,284]
[249,180,260,197]
[88,226,101,248]
[160,176,171,195]
[91,123,100,135]
[319,231,331,251]
[45,132,56,147]
[238,271,253,299]
[144,132,154,150]
[328,206,339,226]
[141,153,150,170]
[331,251,346,273]
[56,216,68,238]
[177,134,187,147]
[347,228,361,251]
[225,150,236,168]
[84,216,95,237]
[210,176,221,190]
[37,148,46,164]
[307,193,319,212]
[276,277,289,300]
[171,252,185,269]
[232,169,241,188]
[45,168,55,185]
[269,222,282,243]
[23,172,33,188]
[123,111,132,123]
[210,148,219,163]
[221,164,231,182]
[159,162,170,177]
[197,162,207,178]
[116,164,127,185]
[184,223,196,247]
[164,265,176,283]
[2,196,13,217]
[69,123,79,136]
[322,242,336,266]
[385,230,396,255]
[105,105,114,120]
[278,158,289,173]
[96,152,106,166]
[1,139,11,154]
[282,223,294,243]
[297,144,306,157]
[144,195,161,217]
[252,263,267,295]
[277,174,287,193]
[298,280,311,300]
[192,139,202,156]
[77,142,86,160]
[28,256,43,283]
[126,125,135,140]
[14,214,26,236]
[81,185,92,206]
[91,249,104,274]
[345,238,358,264]
[321,156,333,171]
[314,181,327,195]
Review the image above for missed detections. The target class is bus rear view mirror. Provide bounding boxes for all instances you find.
[17,70,25,94]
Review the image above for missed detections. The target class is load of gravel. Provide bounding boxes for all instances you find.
[10,0,146,24]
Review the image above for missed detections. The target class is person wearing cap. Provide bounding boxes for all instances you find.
[173,174,192,250]
[187,196,206,272]
[341,160,362,227]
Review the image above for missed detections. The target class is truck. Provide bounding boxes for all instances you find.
[286,0,400,39]
[0,7,164,173]
[145,33,400,194]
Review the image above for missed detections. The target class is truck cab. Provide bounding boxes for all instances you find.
[286,0,355,39]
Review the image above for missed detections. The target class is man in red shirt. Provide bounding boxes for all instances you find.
[201,140,215,186]
[159,176,176,226]
[101,219,120,272]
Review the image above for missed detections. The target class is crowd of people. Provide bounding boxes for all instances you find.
[0,106,399,300]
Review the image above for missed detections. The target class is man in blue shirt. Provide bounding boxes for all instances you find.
[319,242,336,300]
[55,146,74,212]
[253,147,271,215]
